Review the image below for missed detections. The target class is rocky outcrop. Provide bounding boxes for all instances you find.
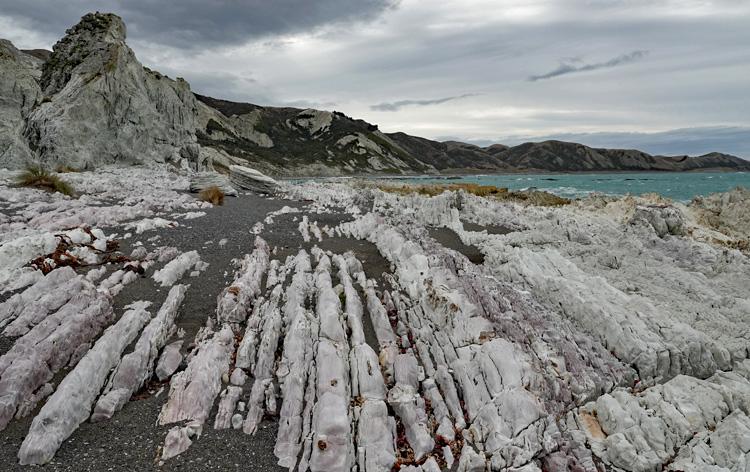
[189,172,238,196]
[229,165,279,193]
[630,204,686,237]
[22,13,200,170]
[0,40,42,168]
[690,187,750,241]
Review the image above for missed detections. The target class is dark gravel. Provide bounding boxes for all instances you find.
[0,190,390,471]
[428,227,485,265]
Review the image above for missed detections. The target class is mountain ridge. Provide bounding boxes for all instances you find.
[1,12,748,176]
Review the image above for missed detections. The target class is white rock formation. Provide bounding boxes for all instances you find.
[22,13,200,169]
[229,165,279,193]
[155,340,184,381]
[18,302,151,465]
[189,172,238,196]
[91,285,187,421]
[274,251,316,467]
[0,40,41,168]
[569,366,750,472]
[289,109,334,137]
[216,237,270,323]
[242,295,282,433]
[0,286,114,431]
[153,250,201,286]
[159,324,234,426]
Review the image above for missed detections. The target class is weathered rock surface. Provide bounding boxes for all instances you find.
[91,285,187,421]
[189,171,238,196]
[216,236,269,324]
[630,204,686,237]
[0,286,114,431]
[18,302,151,465]
[0,40,41,168]
[159,324,234,426]
[289,179,750,470]
[568,366,750,472]
[1,157,749,470]
[155,340,184,381]
[22,13,200,169]
[229,165,279,193]
[690,186,750,242]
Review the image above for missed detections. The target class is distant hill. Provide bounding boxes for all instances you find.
[496,140,750,172]
[1,12,748,175]
[195,92,750,175]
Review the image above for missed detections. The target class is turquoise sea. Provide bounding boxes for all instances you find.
[393,172,750,202]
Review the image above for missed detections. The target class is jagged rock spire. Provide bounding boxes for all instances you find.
[41,12,127,95]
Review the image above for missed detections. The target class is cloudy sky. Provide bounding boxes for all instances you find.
[2,0,749,157]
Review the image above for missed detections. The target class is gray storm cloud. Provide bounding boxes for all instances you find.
[0,0,398,49]
[1,0,748,158]
[529,50,649,81]
[370,93,477,112]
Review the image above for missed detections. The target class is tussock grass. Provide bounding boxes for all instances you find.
[17,165,75,196]
[376,182,570,206]
[199,185,225,205]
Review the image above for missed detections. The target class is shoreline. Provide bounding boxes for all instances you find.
[0,166,749,470]
[276,167,750,180]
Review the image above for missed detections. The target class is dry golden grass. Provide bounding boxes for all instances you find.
[55,164,80,173]
[17,165,75,196]
[198,185,225,205]
[375,182,570,206]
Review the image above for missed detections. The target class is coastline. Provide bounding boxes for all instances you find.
[1,166,749,470]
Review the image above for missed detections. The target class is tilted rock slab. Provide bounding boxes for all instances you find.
[0,266,77,331]
[0,285,113,431]
[274,251,316,468]
[159,324,234,426]
[216,236,270,324]
[91,285,187,421]
[189,171,238,197]
[153,250,202,287]
[229,165,279,194]
[18,301,151,465]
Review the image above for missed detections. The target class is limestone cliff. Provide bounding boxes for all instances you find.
[22,13,200,169]
[0,40,42,168]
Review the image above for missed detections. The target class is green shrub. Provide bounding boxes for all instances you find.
[17,165,75,196]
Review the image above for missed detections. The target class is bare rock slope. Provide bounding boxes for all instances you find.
[23,13,200,170]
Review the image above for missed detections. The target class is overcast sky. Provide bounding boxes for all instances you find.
[2,0,749,157]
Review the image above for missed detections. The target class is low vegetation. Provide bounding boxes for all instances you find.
[17,165,75,196]
[198,185,225,205]
[55,164,80,173]
[375,182,570,206]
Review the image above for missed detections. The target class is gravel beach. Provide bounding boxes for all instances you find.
[0,187,393,471]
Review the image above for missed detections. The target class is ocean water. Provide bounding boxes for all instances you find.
[393,172,750,202]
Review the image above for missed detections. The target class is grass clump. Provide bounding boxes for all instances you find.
[199,185,225,205]
[55,164,80,173]
[376,182,503,197]
[17,165,75,196]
